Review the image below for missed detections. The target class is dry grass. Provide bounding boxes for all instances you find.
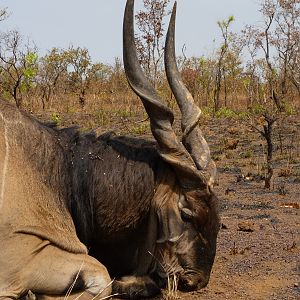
[162,273,179,300]
[147,250,181,300]
[64,262,85,300]
[38,260,119,300]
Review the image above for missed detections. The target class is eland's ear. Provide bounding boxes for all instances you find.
[156,197,184,244]
[153,164,184,244]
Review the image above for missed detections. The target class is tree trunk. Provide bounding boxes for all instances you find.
[213,69,222,113]
[262,116,276,189]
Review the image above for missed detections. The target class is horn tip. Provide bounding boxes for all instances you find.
[173,1,177,13]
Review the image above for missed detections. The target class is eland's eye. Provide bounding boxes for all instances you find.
[181,207,194,221]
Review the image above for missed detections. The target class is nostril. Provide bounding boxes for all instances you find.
[178,273,210,292]
[198,277,209,289]
[178,276,198,292]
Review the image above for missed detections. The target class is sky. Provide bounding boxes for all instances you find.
[1,0,263,64]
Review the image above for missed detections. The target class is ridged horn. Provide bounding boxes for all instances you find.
[123,0,209,188]
[165,2,216,184]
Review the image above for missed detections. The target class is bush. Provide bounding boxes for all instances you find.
[249,104,266,115]
[282,101,296,115]
[216,107,237,118]
[201,106,213,118]
[51,112,62,126]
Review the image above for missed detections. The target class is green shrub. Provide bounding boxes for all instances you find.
[132,123,149,135]
[216,107,237,118]
[249,104,266,115]
[51,112,62,126]
[237,111,250,120]
[243,150,253,158]
[116,109,133,118]
[94,109,110,125]
[201,106,213,117]
[282,101,296,115]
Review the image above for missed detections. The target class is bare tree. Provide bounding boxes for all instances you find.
[135,0,171,88]
[274,0,300,98]
[240,25,263,107]
[0,7,9,23]
[259,0,285,110]
[251,113,277,188]
[213,16,235,113]
[245,0,300,111]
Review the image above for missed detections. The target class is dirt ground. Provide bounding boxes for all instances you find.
[37,108,300,300]
[159,116,300,300]
[173,174,299,300]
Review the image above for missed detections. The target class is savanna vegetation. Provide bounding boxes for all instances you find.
[0,1,299,299]
[1,0,299,186]
[1,0,299,114]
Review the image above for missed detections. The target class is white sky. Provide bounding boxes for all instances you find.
[1,0,262,64]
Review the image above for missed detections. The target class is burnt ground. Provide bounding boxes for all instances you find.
[175,175,299,300]
[37,108,300,300]
[159,116,300,300]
